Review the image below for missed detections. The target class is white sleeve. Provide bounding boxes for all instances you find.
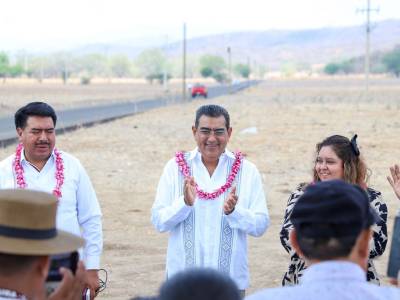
[225,164,269,237]
[76,161,103,269]
[151,159,193,232]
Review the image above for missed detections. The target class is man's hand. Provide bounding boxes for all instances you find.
[387,164,400,200]
[86,270,100,300]
[48,261,86,300]
[184,177,196,206]
[224,186,238,215]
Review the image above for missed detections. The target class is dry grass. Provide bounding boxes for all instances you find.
[1,78,400,299]
[0,81,183,117]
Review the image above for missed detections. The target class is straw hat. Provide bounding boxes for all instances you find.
[0,189,84,255]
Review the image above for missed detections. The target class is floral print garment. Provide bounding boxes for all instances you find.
[280,183,388,286]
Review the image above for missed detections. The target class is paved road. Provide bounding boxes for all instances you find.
[0,81,259,147]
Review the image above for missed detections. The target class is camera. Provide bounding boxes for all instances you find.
[45,251,79,294]
[387,215,400,278]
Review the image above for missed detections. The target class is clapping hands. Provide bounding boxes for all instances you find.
[184,177,196,206]
[224,186,238,215]
[184,179,238,214]
[387,164,400,200]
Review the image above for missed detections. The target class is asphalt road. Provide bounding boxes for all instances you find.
[0,81,259,147]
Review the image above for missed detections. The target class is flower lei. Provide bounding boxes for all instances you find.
[175,151,243,200]
[13,143,65,198]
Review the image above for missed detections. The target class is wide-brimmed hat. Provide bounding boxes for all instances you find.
[0,189,84,255]
[290,179,382,239]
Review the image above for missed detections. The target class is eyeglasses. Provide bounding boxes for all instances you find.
[198,127,227,136]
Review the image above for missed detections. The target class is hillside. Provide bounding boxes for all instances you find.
[74,19,400,71]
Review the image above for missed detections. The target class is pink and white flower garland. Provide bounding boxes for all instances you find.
[13,143,64,198]
[175,151,243,200]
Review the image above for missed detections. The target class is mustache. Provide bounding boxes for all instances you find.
[35,142,50,146]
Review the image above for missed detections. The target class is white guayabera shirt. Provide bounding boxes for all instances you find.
[246,261,400,300]
[0,149,103,269]
[152,148,270,290]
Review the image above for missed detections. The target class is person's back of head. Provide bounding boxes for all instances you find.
[159,268,241,300]
[290,179,381,263]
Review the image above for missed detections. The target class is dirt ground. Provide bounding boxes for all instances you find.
[0,78,400,299]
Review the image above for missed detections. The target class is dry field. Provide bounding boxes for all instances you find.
[0,78,216,117]
[0,78,400,299]
[0,79,184,118]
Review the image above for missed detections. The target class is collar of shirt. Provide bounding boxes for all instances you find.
[20,148,56,167]
[188,147,234,161]
[302,261,366,285]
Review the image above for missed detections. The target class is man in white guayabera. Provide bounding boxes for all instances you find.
[0,102,103,299]
[152,104,270,297]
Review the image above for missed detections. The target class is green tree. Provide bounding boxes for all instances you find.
[340,60,355,74]
[383,46,400,77]
[199,55,226,82]
[28,56,47,82]
[200,66,213,78]
[44,52,74,83]
[135,49,168,83]
[213,72,227,83]
[234,63,250,78]
[324,63,341,75]
[76,54,109,77]
[109,55,132,78]
[0,52,10,80]
[8,64,24,77]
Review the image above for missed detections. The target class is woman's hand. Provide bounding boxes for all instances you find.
[387,164,400,200]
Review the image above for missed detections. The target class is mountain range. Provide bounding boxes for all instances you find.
[74,19,400,70]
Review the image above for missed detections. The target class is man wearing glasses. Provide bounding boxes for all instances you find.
[152,104,270,297]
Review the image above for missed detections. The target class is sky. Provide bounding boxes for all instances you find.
[0,0,399,52]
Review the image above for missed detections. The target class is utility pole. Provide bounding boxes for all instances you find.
[163,35,169,92]
[227,46,232,93]
[39,58,43,83]
[104,45,111,83]
[358,0,379,92]
[63,61,68,85]
[23,51,28,74]
[182,23,187,102]
[247,56,250,87]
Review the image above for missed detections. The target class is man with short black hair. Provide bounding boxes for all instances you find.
[158,268,241,300]
[0,189,86,300]
[152,104,269,296]
[246,180,400,300]
[0,102,103,299]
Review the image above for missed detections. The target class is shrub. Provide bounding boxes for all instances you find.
[80,76,91,85]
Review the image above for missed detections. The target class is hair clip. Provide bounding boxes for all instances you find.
[350,134,360,157]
